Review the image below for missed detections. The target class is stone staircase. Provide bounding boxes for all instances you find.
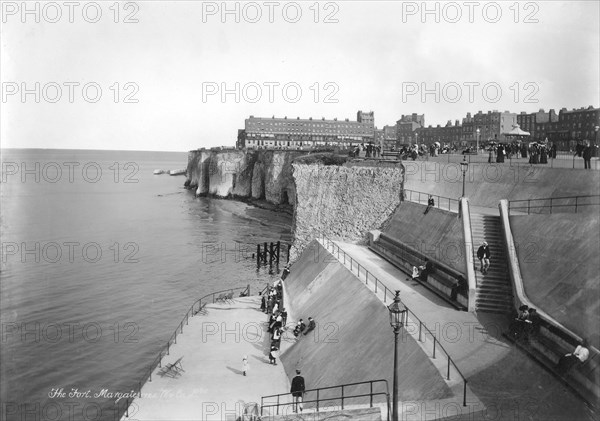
[470,213,514,313]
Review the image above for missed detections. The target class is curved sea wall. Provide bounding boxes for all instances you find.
[290,163,404,259]
[185,149,301,205]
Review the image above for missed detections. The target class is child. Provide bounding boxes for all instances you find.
[242,355,249,376]
[269,346,277,365]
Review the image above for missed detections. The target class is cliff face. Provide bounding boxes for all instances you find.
[185,149,301,205]
[291,163,404,259]
[186,150,404,260]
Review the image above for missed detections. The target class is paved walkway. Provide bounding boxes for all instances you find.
[329,240,597,421]
[122,296,289,421]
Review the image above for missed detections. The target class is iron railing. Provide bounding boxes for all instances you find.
[261,379,391,420]
[403,189,460,213]
[507,195,600,214]
[320,234,468,407]
[119,284,251,419]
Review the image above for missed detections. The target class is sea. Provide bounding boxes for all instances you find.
[0,148,293,421]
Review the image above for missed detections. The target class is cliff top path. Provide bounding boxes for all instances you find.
[331,240,596,421]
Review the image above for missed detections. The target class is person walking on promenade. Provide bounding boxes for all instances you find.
[477,241,491,274]
[291,370,306,413]
[242,355,249,376]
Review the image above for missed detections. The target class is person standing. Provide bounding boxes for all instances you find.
[242,355,249,376]
[583,142,592,169]
[269,345,278,365]
[291,369,306,413]
[477,242,491,274]
[424,195,435,214]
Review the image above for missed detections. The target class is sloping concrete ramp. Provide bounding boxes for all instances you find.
[510,213,600,348]
[381,201,466,273]
[280,240,453,412]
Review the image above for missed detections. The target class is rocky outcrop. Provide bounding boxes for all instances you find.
[185,149,302,205]
[186,149,404,261]
[290,162,404,259]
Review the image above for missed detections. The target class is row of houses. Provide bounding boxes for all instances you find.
[236,106,599,151]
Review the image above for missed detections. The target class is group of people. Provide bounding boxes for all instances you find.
[411,258,435,283]
[508,305,591,377]
[292,317,316,337]
[263,282,287,365]
[349,143,381,158]
[508,304,541,341]
[260,268,307,414]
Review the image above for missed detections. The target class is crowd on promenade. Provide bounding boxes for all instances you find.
[258,265,309,413]
[349,142,381,158]
[259,266,317,365]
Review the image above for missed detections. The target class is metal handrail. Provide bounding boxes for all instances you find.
[403,189,460,213]
[508,195,600,214]
[261,379,390,420]
[320,234,468,407]
[119,284,251,419]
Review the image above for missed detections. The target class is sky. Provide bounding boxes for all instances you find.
[1,0,599,152]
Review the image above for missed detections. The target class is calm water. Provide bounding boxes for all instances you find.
[0,149,292,421]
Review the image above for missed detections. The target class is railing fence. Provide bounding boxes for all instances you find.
[319,234,468,407]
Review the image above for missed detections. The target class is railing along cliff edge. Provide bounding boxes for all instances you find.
[319,234,468,407]
[119,284,253,419]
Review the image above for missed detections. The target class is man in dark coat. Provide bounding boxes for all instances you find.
[419,259,435,282]
[451,275,467,301]
[583,142,592,169]
[291,370,306,412]
[477,242,490,274]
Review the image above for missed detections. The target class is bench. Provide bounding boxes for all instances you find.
[158,357,185,378]
[504,322,600,409]
[370,233,468,310]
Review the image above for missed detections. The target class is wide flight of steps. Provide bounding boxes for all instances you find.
[470,213,514,313]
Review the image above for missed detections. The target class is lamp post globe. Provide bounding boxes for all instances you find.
[388,291,407,421]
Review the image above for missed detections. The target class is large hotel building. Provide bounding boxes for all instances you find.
[236,106,599,151]
[238,111,375,149]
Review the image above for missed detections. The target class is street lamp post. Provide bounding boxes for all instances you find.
[476,128,480,155]
[388,291,407,421]
[595,125,599,158]
[460,156,469,198]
